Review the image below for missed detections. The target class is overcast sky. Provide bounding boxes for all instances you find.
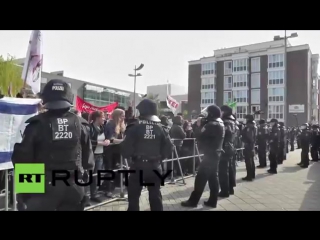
[0,30,319,94]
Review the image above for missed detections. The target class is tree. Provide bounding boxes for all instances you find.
[0,55,23,97]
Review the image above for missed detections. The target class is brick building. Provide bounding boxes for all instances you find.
[188,39,319,126]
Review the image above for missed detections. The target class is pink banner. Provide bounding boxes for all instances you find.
[76,96,118,113]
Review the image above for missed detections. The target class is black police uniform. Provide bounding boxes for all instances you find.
[298,123,311,168]
[12,79,94,211]
[296,128,302,149]
[277,122,286,164]
[181,105,224,208]
[256,119,269,168]
[268,119,280,174]
[310,125,319,162]
[218,105,236,197]
[289,127,296,151]
[241,115,257,181]
[120,99,172,211]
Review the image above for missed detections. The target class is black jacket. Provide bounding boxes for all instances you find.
[90,123,105,153]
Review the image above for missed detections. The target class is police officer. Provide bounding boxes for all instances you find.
[181,105,224,208]
[120,99,172,211]
[241,114,257,181]
[268,119,280,174]
[277,122,286,164]
[256,119,269,168]
[12,79,94,211]
[296,127,302,149]
[310,124,319,162]
[218,105,236,197]
[297,123,311,168]
[289,127,296,151]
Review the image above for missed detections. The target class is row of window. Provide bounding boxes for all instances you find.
[201,92,216,104]
[223,87,284,105]
[201,77,215,90]
[222,71,284,90]
[230,105,284,121]
[83,89,129,107]
[202,54,284,76]
[201,62,216,75]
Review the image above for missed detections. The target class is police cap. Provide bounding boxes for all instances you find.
[136,98,160,122]
[42,79,73,110]
[259,119,265,124]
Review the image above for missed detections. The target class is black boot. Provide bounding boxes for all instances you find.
[218,192,229,198]
[267,169,277,174]
[181,200,198,208]
[242,176,253,181]
[203,201,217,208]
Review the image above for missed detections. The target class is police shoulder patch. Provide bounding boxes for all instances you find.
[201,126,206,132]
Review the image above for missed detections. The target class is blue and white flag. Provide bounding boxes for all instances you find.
[0,97,41,170]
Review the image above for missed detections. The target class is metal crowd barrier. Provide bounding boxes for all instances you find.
[0,137,298,211]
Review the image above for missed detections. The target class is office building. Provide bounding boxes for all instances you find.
[188,39,319,125]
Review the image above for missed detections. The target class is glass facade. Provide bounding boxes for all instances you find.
[82,84,131,108]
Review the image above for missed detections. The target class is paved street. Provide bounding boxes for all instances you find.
[90,149,320,211]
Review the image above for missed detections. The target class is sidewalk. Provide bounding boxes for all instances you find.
[90,149,320,211]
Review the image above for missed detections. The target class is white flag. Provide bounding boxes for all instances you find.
[0,97,41,170]
[166,94,179,114]
[21,30,42,94]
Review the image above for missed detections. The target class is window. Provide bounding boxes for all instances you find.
[251,57,260,72]
[268,71,284,85]
[233,58,248,72]
[268,87,284,102]
[233,74,248,88]
[201,77,215,90]
[224,61,232,75]
[201,92,215,104]
[268,104,284,120]
[201,62,216,75]
[268,54,284,68]
[236,106,247,120]
[224,76,232,90]
[251,105,261,120]
[251,89,260,104]
[233,90,248,103]
[224,91,232,104]
[251,73,260,88]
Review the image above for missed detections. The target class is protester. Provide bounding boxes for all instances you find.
[103,108,126,197]
[169,115,186,176]
[88,111,110,202]
[181,121,195,175]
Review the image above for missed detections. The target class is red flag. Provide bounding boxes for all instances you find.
[76,96,118,113]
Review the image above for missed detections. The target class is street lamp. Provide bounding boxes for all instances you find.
[273,31,298,125]
[128,63,144,116]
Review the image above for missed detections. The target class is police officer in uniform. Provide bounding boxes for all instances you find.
[120,99,172,211]
[268,119,280,174]
[181,105,224,208]
[297,123,310,168]
[296,127,302,149]
[256,119,269,168]
[277,122,286,164]
[12,79,94,211]
[310,124,319,162]
[289,127,296,151]
[241,114,257,181]
[218,105,236,197]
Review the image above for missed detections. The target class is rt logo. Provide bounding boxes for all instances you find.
[15,164,45,193]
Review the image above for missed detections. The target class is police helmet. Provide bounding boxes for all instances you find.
[259,119,265,124]
[136,98,160,122]
[270,118,278,123]
[245,114,254,122]
[220,105,233,117]
[201,105,221,119]
[42,79,73,110]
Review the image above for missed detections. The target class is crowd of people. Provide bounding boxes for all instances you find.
[2,79,320,211]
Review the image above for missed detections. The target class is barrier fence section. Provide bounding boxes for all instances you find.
[0,137,295,211]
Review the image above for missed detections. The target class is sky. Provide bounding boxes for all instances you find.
[0,30,319,94]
